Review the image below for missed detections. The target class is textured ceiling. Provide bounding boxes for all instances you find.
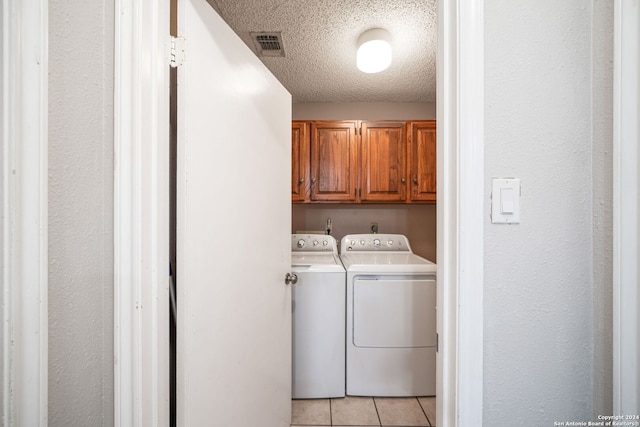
[207,0,437,104]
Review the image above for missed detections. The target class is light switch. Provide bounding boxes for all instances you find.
[500,188,514,214]
[492,178,520,224]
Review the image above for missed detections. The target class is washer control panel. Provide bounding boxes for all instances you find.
[340,234,412,253]
[291,234,337,253]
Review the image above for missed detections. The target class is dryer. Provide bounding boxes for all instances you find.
[340,234,437,397]
[291,234,346,399]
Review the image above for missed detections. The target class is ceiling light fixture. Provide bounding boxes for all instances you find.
[356,28,392,74]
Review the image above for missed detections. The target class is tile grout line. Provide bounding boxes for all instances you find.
[372,397,382,427]
[417,397,433,427]
[291,396,436,427]
[329,398,332,426]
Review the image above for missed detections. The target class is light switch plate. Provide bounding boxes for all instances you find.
[492,178,520,224]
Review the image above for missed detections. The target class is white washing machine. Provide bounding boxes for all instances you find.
[291,234,346,399]
[340,234,437,397]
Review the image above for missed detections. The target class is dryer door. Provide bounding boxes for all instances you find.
[353,277,436,348]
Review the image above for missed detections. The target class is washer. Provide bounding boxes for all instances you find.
[291,234,346,399]
[340,234,437,397]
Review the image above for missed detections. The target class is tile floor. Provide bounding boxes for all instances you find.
[291,396,436,427]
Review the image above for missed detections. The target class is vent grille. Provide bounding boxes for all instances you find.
[250,32,285,57]
[257,35,281,51]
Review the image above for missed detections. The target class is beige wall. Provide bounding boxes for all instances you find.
[293,102,436,121]
[293,204,436,261]
[292,102,437,259]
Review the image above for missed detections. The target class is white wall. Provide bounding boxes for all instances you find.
[48,0,114,425]
[591,0,614,416]
[483,0,612,424]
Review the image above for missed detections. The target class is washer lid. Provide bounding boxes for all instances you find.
[292,253,345,272]
[340,252,436,274]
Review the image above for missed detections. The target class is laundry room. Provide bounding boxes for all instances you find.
[288,103,438,425]
[169,0,439,425]
[41,0,619,424]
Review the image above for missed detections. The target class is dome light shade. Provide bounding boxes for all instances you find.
[357,28,392,73]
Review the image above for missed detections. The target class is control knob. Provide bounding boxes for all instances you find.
[297,239,306,249]
[373,239,380,247]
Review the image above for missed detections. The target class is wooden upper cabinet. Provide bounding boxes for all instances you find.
[310,121,358,202]
[291,119,436,204]
[408,120,437,202]
[360,121,407,202]
[291,121,310,202]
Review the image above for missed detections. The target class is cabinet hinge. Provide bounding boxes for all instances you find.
[170,36,185,68]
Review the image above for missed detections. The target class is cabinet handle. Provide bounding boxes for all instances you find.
[413,178,418,184]
[401,178,406,184]
[298,178,304,184]
[311,177,316,184]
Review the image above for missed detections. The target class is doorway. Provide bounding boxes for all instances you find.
[114,0,485,425]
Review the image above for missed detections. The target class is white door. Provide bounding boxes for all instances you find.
[176,0,292,425]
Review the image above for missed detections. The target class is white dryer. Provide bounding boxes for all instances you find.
[291,234,346,399]
[340,234,437,397]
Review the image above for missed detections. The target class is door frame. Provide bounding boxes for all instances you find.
[612,0,639,414]
[5,0,633,423]
[437,0,484,424]
[113,0,485,425]
[1,0,49,425]
[113,0,170,425]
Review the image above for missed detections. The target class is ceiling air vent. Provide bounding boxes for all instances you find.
[250,32,286,57]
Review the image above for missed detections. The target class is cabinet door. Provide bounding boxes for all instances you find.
[408,120,437,202]
[310,121,358,202]
[292,121,310,202]
[360,121,407,202]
